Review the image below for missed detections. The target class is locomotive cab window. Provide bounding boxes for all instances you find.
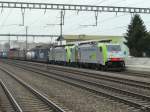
[107,45,121,52]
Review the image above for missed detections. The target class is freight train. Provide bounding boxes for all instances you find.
[0,40,126,71]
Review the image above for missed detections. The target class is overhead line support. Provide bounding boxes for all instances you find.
[0,1,149,14]
[0,34,59,37]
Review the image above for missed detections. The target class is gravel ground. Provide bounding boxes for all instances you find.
[1,62,137,112]
[11,60,150,97]
[46,68,150,96]
[11,59,150,82]
[0,70,55,112]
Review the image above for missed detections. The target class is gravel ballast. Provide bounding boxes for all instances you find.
[0,62,137,112]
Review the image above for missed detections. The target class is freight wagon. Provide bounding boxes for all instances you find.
[27,45,49,62]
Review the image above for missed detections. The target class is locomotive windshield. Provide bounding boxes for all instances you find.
[107,45,121,52]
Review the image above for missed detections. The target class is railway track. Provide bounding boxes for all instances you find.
[2,59,150,112]
[120,70,150,78]
[7,59,150,78]
[0,79,20,112]
[0,66,65,112]
[46,64,150,90]
[5,59,150,90]
[3,59,150,78]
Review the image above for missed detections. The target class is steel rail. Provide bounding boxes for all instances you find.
[17,63,150,99]
[3,60,150,112]
[46,65,150,90]
[0,66,66,112]
[0,79,23,112]
[7,59,150,90]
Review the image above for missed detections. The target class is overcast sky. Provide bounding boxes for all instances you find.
[0,0,150,42]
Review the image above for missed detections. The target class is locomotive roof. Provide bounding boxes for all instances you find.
[78,40,112,46]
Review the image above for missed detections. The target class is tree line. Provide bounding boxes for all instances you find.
[124,14,150,57]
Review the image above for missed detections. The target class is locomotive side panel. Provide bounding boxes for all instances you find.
[70,46,77,63]
[78,44,99,64]
[54,47,67,62]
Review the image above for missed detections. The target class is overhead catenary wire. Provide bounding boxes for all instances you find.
[0,0,150,39]
[0,0,20,29]
[86,16,150,35]
[65,0,150,35]
[64,0,128,28]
